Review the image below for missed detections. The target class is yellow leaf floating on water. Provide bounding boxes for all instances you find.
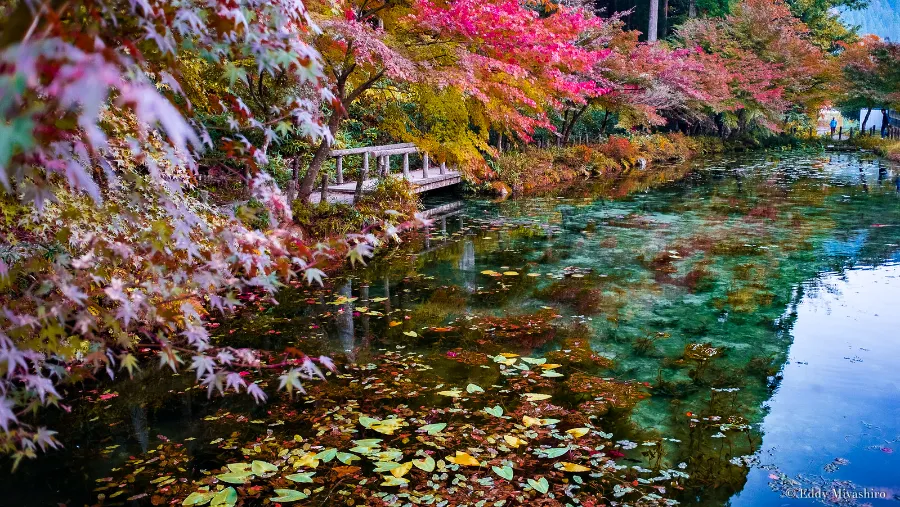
[539,364,562,370]
[402,331,417,337]
[566,428,590,438]
[389,321,402,327]
[390,462,413,478]
[294,452,320,469]
[446,451,480,466]
[499,353,519,358]
[503,271,519,276]
[437,389,463,397]
[560,462,591,472]
[369,418,404,435]
[503,435,527,448]
[523,416,560,427]
[523,393,552,402]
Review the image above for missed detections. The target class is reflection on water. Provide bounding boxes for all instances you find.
[733,265,900,505]
[6,151,900,505]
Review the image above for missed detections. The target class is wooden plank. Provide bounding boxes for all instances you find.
[329,143,414,156]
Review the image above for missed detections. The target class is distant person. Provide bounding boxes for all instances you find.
[830,117,837,137]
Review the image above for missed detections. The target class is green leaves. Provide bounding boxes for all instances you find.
[251,460,278,475]
[182,491,215,506]
[210,487,237,507]
[491,465,514,480]
[536,446,570,459]
[285,472,316,483]
[466,383,484,394]
[215,471,252,484]
[412,455,436,472]
[419,423,447,435]
[269,489,308,502]
[483,405,503,417]
[314,448,338,462]
[528,477,550,495]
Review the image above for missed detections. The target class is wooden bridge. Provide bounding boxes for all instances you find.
[309,143,462,204]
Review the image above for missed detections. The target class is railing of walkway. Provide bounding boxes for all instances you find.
[324,143,449,203]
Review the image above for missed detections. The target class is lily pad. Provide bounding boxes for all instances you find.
[492,465,514,480]
[269,489,308,502]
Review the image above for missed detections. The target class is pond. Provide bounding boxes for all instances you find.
[7,150,900,506]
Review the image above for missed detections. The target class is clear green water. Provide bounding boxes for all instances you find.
[6,150,900,506]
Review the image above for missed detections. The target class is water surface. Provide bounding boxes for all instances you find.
[7,150,900,506]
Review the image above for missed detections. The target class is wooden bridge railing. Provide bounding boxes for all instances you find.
[325,143,450,203]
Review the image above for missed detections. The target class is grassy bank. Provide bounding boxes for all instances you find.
[469,133,823,197]
[851,136,900,162]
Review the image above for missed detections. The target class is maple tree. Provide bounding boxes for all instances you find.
[0,0,428,464]
[836,36,900,131]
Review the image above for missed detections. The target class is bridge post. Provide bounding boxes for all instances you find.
[384,155,391,177]
[440,161,446,175]
[402,152,410,180]
[441,216,447,235]
[354,152,369,204]
[336,156,343,184]
[320,172,328,203]
[422,153,430,178]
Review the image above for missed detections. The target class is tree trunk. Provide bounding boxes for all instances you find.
[661,0,668,38]
[297,113,342,202]
[648,0,659,41]
[861,107,872,133]
[689,0,697,18]
[600,109,611,133]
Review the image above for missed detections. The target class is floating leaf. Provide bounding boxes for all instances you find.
[492,465,514,480]
[226,463,250,473]
[359,416,379,428]
[285,472,316,483]
[389,321,402,327]
[370,418,404,435]
[412,455,435,472]
[210,487,237,507]
[528,477,550,495]
[538,446,569,458]
[504,435,527,448]
[523,393,551,402]
[390,462,413,478]
[521,357,546,365]
[314,448,338,462]
[251,460,278,475]
[373,461,402,473]
[560,462,591,472]
[182,491,214,506]
[215,471,252,484]
[294,452,320,469]
[499,353,519,358]
[541,370,564,378]
[539,364,562,370]
[483,406,503,417]
[446,451,480,466]
[503,271,519,276]
[380,475,409,487]
[419,423,447,435]
[523,416,559,427]
[402,331,418,337]
[269,489,308,502]
[566,428,590,438]
[437,389,463,397]
[336,452,359,464]
[466,383,484,394]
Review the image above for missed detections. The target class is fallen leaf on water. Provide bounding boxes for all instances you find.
[284,472,315,483]
[419,423,447,435]
[492,465,514,480]
[523,393,552,402]
[269,489,308,502]
[528,477,550,494]
[560,462,590,472]
[446,451,480,466]
[381,475,409,487]
[566,428,590,438]
[413,455,435,472]
[390,461,413,478]
[466,383,484,394]
[504,435,527,448]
